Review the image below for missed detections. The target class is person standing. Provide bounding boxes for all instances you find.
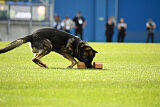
[62,16,75,33]
[73,11,86,40]
[53,15,63,30]
[117,18,127,42]
[105,17,115,42]
[146,19,156,43]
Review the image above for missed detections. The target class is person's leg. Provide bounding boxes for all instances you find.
[75,29,79,36]
[117,32,121,42]
[146,33,150,43]
[106,36,108,42]
[107,34,111,42]
[148,33,152,43]
[121,32,125,42]
[110,33,113,42]
[106,32,112,42]
[65,30,70,33]
[79,29,83,40]
[151,33,154,43]
[108,34,112,42]
[107,35,110,42]
[121,35,125,42]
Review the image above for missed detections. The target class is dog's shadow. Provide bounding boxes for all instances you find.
[47,67,109,71]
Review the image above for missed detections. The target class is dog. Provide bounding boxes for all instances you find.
[0,28,98,68]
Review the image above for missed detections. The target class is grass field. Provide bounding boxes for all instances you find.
[0,42,160,107]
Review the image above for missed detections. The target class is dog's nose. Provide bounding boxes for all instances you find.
[85,63,92,68]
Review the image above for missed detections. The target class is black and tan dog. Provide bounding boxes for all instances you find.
[0,28,98,68]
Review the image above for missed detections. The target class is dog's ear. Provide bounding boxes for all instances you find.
[92,49,98,53]
[83,46,92,55]
[84,47,98,55]
[80,41,89,47]
[84,46,92,51]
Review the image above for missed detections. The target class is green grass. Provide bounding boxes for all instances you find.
[0,42,160,107]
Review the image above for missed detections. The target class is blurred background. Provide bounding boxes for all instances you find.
[0,0,160,42]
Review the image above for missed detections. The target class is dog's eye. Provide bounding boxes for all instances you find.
[84,50,94,56]
[89,51,93,56]
[84,52,88,55]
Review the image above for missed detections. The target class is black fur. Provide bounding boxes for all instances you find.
[0,28,98,68]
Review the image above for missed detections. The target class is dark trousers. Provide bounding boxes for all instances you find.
[75,28,83,40]
[118,32,125,42]
[146,32,154,43]
[65,30,71,33]
[106,32,113,42]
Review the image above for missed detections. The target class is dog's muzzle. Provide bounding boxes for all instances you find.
[85,62,92,68]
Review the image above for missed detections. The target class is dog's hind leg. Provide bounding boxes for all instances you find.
[32,50,50,68]
[63,54,77,68]
[31,39,53,68]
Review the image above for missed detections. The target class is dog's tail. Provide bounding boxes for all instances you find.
[0,35,32,54]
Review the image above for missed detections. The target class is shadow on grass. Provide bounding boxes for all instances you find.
[47,67,109,71]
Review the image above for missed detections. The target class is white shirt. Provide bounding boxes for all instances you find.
[62,19,75,30]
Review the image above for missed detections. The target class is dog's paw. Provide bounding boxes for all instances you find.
[43,64,48,68]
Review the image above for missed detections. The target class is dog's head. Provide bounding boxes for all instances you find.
[78,41,98,68]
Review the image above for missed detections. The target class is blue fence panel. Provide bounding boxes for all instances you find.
[118,0,160,42]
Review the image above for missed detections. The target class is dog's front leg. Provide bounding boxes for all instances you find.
[63,54,77,68]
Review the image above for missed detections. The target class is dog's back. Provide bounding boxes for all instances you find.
[31,28,79,52]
